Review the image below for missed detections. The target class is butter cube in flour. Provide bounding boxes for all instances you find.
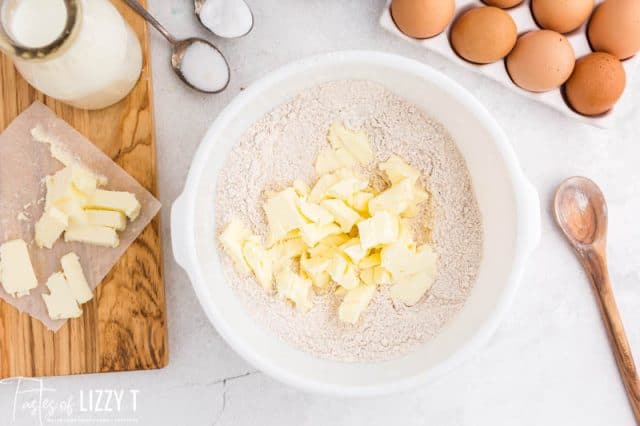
[275,269,313,311]
[219,219,254,274]
[35,206,68,249]
[382,242,437,278]
[86,210,127,231]
[327,124,373,165]
[87,189,141,221]
[242,239,274,292]
[338,284,376,324]
[379,155,421,184]
[298,201,333,225]
[320,199,361,233]
[390,268,437,306]
[0,239,38,297]
[300,223,341,247]
[64,222,119,248]
[368,179,415,215]
[300,255,331,289]
[263,188,308,243]
[339,238,368,264]
[327,177,368,201]
[41,272,82,320]
[60,252,93,304]
[357,211,399,250]
[308,174,338,203]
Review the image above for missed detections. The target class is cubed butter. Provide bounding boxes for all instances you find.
[358,252,381,269]
[64,222,119,248]
[320,199,361,233]
[300,223,341,247]
[314,147,356,175]
[308,174,338,203]
[0,239,38,298]
[60,252,93,304]
[300,255,331,289]
[243,239,274,292]
[263,188,308,243]
[339,238,368,264]
[41,272,82,320]
[349,191,374,213]
[338,284,376,324]
[390,268,436,306]
[381,243,437,278]
[327,123,373,165]
[85,209,127,231]
[292,180,310,197]
[327,177,368,201]
[357,211,399,250]
[275,269,313,312]
[270,238,307,260]
[298,201,333,225]
[219,219,253,274]
[379,155,420,184]
[86,189,141,221]
[35,206,68,249]
[328,255,359,290]
[368,179,415,215]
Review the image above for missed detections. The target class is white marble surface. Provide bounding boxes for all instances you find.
[2,1,640,425]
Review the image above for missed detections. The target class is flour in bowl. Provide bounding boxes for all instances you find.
[215,80,482,361]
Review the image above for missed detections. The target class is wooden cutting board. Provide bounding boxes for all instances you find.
[0,0,168,378]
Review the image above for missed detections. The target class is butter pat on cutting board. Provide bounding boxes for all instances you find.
[0,239,38,297]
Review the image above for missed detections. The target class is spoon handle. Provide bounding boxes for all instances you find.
[582,249,640,423]
[122,0,177,44]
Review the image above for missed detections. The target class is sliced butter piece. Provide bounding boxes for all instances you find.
[308,174,338,203]
[64,222,119,248]
[349,191,374,214]
[379,155,421,184]
[300,223,341,247]
[338,284,376,324]
[381,243,438,278]
[339,238,368,264]
[368,179,415,215]
[87,189,141,221]
[390,268,436,306]
[320,199,361,233]
[41,272,82,320]
[243,239,274,292]
[35,206,68,249]
[0,239,38,298]
[357,211,399,250]
[263,188,308,243]
[328,255,359,290]
[327,123,373,165]
[85,210,127,231]
[298,201,333,225]
[275,269,313,312]
[402,186,429,218]
[219,219,253,274]
[359,252,381,269]
[300,255,331,289]
[270,238,307,261]
[327,177,368,201]
[60,252,93,304]
[314,147,357,175]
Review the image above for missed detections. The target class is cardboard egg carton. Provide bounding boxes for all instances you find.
[379,0,640,128]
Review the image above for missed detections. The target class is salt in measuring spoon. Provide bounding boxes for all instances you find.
[123,0,230,93]
[194,0,254,38]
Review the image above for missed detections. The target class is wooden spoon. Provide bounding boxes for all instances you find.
[554,176,640,423]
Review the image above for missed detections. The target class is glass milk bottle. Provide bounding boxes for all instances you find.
[0,0,142,110]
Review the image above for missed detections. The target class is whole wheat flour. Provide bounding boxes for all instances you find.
[215,80,483,362]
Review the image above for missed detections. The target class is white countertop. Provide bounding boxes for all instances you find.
[2,1,639,425]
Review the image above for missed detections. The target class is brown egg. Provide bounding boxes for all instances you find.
[450,7,517,64]
[390,0,455,39]
[506,30,575,92]
[532,0,594,33]
[565,52,626,116]
[588,0,640,60]
[482,0,524,8]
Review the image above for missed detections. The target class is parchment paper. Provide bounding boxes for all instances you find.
[0,102,161,331]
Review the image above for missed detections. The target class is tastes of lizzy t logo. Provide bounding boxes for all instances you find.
[0,377,140,425]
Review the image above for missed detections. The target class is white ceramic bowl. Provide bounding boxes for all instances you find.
[171,51,541,396]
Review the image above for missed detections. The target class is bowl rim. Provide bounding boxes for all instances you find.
[172,50,540,396]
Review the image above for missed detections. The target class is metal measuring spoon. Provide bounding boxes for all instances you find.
[194,0,254,38]
[554,177,640,422]
[123,0,230,93]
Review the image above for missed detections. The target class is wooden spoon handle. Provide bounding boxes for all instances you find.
[583,249,640,423]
